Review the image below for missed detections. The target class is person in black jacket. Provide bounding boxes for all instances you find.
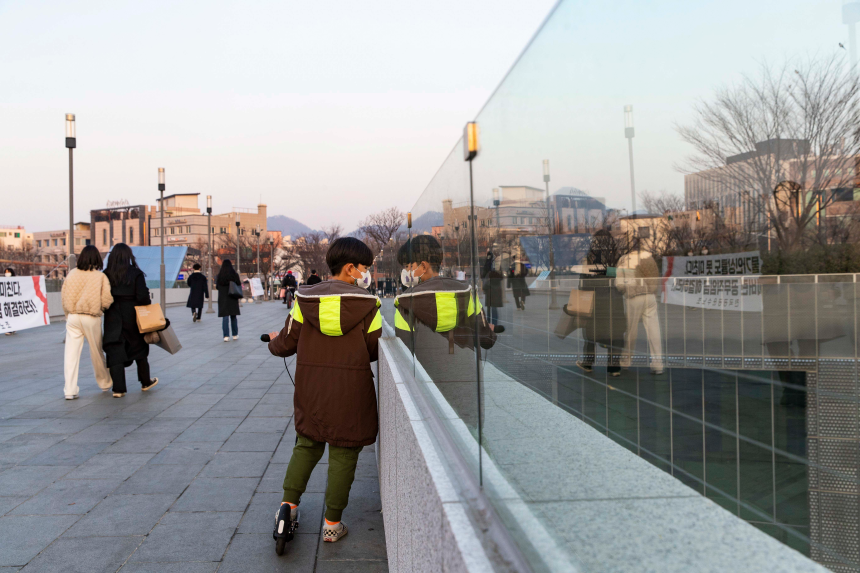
[186,263,209,322]
[306,270,322,285]
[481,251,506,334]
[216,259,241,341]
[282,271,297,307]
[103,243,158,398]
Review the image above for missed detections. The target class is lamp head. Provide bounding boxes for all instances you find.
[158,168,165,192]
[206,195,212,214]
[65,114,76,148]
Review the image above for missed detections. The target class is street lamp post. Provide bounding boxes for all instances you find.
[65,114,76,272]
[206,195,214,314]
[255,224,262,304]
[624,105,637,213]
[268,237,274,301]
[543,160,559,309]
[158,168,166,314]
[235,213,241,302]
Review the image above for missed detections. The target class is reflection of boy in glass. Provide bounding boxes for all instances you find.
[394,236,496,426]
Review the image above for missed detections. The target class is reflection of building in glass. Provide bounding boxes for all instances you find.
[684,138,860,240]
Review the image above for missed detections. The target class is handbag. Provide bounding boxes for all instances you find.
[135,304,167,333]
[228,281,243,299]
[565,288,594,317]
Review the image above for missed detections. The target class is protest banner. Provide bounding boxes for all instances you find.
[249,277,264,297]
[0,276,50,333]
[661,251,762,312]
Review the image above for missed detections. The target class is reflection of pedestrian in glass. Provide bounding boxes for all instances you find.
[576,230,626,375]
[616,255,664,374]
[508,261,530,311]
[482,251,506,333]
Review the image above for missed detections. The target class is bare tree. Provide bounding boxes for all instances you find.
[677,55,860,253]
[639,189,685,215]
[357,207,405,255]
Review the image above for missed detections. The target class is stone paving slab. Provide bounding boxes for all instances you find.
[0,302,386,571]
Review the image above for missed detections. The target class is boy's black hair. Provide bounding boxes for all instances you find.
[192,263,201,270]
[326,237,374,276]
[397,235,443,270]
[76,245,103,272]
[311,270,317,274]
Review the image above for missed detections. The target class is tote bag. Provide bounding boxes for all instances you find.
[228,282,243,299]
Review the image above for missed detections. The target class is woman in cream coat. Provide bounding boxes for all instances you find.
[61,246,114,399]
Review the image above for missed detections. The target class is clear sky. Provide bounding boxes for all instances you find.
[0,0,556,232]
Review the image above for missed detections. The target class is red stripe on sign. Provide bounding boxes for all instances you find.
[660,256,675,300]
[32,276,49,325]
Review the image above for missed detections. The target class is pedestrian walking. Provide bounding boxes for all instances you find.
[267,238,380,552]
[60,245,113,399]
[186,263,209,322]
[216,259,241,341]
[481,251,506,333]
[616,255,663,374]
[508,261,530,311]
[103,243,158,398]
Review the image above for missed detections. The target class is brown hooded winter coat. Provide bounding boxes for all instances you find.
[268,280,382,447]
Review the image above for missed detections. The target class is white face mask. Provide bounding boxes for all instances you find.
[352,268,371,289]
[400,266,425,287]
[4,272,10,277]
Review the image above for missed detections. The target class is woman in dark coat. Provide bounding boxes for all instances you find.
[186,263,209,322]
[103,243,158,397]
[216,259,241,341]
[481,251,506,333]
[576,230,627,375]
[508,261,530,310]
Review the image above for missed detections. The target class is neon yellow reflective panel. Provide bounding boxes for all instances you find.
[394,310,412,331]
[290,300,304,323]
[319,296,343,336]
[467,291,484,317]
[368,310,382,333]
[434,292,457,332]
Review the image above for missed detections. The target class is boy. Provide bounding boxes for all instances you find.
[266,237,379,550]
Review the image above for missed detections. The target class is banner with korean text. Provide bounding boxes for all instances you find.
[661,251,762,312]
[0,276,50,332]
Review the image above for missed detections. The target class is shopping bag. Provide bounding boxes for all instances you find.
[565,288,594,317]
[228,282,243,299]
[553,313,579,339]
[135,304,167,333]
[147,324,182,354]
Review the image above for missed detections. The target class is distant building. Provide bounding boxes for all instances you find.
[90,204,157,253]
[33,223,92,276]
[0,226,33,250]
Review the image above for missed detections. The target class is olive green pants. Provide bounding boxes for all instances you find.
[282,434,363,522]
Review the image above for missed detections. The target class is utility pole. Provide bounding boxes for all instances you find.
[235,213,241,302]
[543,160,559,309]
[158,168,166,314]
[255,224,262,303]
[206,195,214,314]
[624,105,637,213]
[65,114,77,274]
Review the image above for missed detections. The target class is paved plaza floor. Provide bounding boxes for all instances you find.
[0,300,387,572]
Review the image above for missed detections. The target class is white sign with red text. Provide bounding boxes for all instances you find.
[661,251,762,312]
[0,276,50,332]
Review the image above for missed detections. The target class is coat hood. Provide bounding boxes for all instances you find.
[295,280,380,336]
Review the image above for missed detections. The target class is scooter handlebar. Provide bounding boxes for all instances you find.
[260,334,271,342]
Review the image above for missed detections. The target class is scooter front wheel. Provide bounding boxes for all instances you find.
[276,536,287,555]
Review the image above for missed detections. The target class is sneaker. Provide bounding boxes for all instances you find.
[142,378,158,391]
[610,370,621,377]
[650,369,664,375]
[493,325,506,334]
[233,335,239,340]
[224,337,229,342]
[112,392,126,398]
[64,395,78,400]
[576,361,593,373]
[322,520,348,543]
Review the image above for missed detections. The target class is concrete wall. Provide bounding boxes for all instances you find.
[377,337,493,573]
